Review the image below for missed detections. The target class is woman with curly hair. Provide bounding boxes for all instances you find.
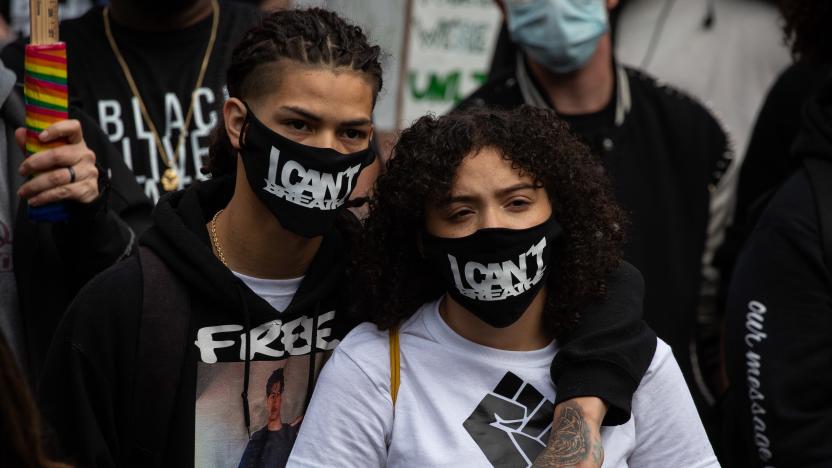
[288,106,717,467]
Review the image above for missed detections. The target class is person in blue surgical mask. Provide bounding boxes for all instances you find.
[458,0,736,453]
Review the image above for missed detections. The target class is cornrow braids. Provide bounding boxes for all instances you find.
[204,8,383,177]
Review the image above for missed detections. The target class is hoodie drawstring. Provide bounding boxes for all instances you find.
[238,285,253,438]
[303,302,321,411]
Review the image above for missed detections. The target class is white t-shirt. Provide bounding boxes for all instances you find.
[232,270,303,312]
[287,298,719,468]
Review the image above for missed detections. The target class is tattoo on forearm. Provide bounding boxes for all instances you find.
[591,440,603,465]
[541,401,590,465]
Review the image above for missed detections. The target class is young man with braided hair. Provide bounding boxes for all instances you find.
[39,9,654,468]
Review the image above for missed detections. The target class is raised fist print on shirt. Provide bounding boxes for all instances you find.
[463,372,554,467]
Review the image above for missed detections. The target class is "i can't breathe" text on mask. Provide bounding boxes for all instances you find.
[239,104,374,238]
[422,215,563,328]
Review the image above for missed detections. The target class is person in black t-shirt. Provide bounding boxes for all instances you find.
[0,0,258,381]
[238,368,301,468]
[457,0,733,447]
[4,0,260,203]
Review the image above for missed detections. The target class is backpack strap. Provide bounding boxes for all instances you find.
[389,326,400,406]
[804,158,832,269]
[130,246,191,466]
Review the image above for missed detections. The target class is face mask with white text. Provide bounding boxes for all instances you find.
[239,103,373,238]
[422,215,563,328]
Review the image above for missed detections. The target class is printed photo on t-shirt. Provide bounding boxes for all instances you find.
[194,354,328,468]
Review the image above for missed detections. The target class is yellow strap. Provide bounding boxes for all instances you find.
[389,326,400,406]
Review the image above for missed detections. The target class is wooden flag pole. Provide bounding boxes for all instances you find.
[25,0,69,222]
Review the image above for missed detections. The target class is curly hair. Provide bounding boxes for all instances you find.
[355,106,626,336]
[203,8,383,177]
[779,0,832,63]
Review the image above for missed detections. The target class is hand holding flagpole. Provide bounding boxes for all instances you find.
[23,0,71,221]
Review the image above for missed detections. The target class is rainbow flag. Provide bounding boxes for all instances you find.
[24,42,69,222]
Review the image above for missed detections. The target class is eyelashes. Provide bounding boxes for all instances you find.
[281,120,367,141]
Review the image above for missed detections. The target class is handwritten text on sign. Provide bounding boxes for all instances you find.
[403,0,501,124]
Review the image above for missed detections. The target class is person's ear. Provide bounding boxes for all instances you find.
[224,97,247,150]
[607,0,620,9]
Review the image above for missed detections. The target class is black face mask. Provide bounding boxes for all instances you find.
[422,216,563,328]
[239,105,373,238]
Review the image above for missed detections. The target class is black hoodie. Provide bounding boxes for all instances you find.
[38,175,357,467]
[724,76,832,467]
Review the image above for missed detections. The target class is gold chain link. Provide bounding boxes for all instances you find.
[209,208,226,266]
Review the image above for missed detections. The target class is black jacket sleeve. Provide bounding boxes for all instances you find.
[51,107,153,284]
[725,170,832,467]
[550,261,657,426]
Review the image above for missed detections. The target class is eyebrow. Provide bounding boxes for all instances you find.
[495,182,538,197]
[440,183,538,206]
[280,106,372,127]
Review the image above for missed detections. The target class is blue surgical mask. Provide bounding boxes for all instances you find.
[506,0,608,74]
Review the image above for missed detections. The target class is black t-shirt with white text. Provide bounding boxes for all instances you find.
[2,3,259,203]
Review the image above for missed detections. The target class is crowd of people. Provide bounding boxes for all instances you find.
[0,0,829,467]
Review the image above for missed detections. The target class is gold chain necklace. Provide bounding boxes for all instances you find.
[103,0,220,192]
[209,208,227,266]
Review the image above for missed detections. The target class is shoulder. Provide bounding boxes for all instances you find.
[625,66,729,139]
[455,70,525,112]
[65,254,143,338]
[634,337,701,420]
[311,322,393,408]
[642,338,675,378]
[751,167,819,245]
[75,253,143,302]
[336,322,389,368]
[627,337,719,465]
[250,426,267,441]
[331,306,429,385]
[633,338,700,413]
[625,66,733,178]
[632,338,688,398]
[769,61,832,104]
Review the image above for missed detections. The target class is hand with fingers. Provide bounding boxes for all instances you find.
[16,119,99,208]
